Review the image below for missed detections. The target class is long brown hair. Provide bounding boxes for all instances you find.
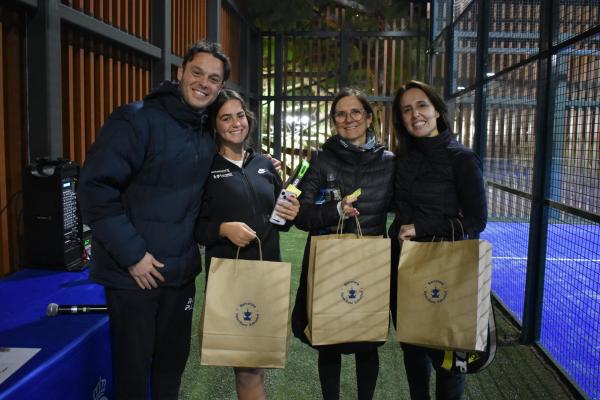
[392,80,452,156]
[211,89,256,149]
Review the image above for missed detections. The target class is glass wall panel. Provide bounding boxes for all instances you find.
[453,2,478,92]
[488,0,540,74]
[556,0,600,45]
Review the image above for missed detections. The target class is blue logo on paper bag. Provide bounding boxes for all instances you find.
[236,302,259,326]
[341,280,364,304]
[424,280,447,303]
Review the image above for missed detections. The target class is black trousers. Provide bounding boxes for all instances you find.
[105,279,196,400]
[318,348,380,400]
[401,343,465,400]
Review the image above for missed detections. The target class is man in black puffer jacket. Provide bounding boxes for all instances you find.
[78,41,230,400]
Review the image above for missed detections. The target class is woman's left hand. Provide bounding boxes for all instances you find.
[264,153,282,174]
[398,224,416,241]
[274,195,300,221]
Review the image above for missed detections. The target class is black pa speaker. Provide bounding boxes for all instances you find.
[22,158,85,270]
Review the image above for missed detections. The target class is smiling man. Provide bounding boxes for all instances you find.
[78,41,230,400]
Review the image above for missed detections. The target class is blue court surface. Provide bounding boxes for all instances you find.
[482,221,600,399]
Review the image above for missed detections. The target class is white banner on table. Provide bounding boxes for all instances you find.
[0,347,41,385]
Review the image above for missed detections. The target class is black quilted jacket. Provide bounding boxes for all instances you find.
[390,129,487,241]
[295,134,395,236]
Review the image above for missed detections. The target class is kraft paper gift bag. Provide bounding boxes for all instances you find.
[304,219,391,345]
[395,238,492,352]
[199,253,292,368]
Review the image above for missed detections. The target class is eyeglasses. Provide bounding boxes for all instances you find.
[332,108,366,122]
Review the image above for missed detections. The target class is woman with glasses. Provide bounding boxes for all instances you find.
[291,87,395,400]
[195,89,300,400]
[389,80,487,400]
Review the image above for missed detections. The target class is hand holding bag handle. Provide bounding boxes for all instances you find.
[336,214,363,238]
[235,236,263,261]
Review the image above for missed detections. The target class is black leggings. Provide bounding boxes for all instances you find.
[318,348,380,400]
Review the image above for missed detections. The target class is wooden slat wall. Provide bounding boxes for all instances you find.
[260,3,429,181]
[560,38,600,215]
[453,3,477,91]
[1,1,209,277]
[221,6,241,84]
[483,62,537,220]
[348,33,427,149]
[276,33,341,179]
[559,2,600,44]
[454,94,475,149]
[488,1,540,76]
[0,4,27,276]
[62,26,152,165]
[172,0,207,58]
[62,0,151,41]
[453,0,474,21]
[479,1,600,220]
[450,0,541,221]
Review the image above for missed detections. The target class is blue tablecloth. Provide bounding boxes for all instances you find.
[0,268,112,399]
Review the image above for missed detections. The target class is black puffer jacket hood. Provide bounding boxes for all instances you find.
[144,81,209,127]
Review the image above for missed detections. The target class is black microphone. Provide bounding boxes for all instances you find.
[46,303,108,316]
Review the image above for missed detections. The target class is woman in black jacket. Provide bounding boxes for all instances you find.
[195,89,299,400]
[390,80,487,400]
[292,87,395,400]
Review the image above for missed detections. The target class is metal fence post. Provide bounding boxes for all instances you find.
[473,0,489,160]
[151,0,172,87]
[206,0,222,44]
[521,0,556,344]
[27,0,62,160]
[273,33,283,160]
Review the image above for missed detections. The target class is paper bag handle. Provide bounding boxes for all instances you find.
[235,236,263,261]
[432,219,465,242]
[335,215,363,238]
[336,215,344,235]
[355,216,363,237]
[449,218,465,241]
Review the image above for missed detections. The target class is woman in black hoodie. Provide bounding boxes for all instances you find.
[390,80,487,400]
[195,89,299,400]
[292,87,395,400]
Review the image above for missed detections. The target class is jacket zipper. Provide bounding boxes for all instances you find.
[240,163,260,236]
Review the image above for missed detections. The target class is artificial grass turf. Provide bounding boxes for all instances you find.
[179,227,576,400]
